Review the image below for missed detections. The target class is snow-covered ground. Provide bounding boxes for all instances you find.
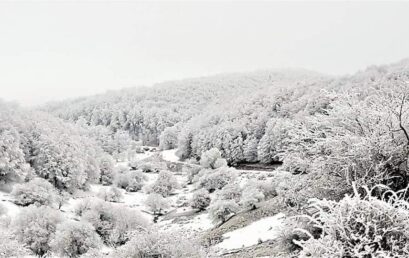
[216,213,285,250]
[0,191,20,218]
[162,149,180,162]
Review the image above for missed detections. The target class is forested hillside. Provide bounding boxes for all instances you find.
[2,59,409,257]
[42,70,331,163]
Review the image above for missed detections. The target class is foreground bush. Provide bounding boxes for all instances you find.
[0,228,31,257]
[208,200,239,224]
[11,178,58,207]
[297,187,409,258]
[190,189,211,211]
[114,230,204,258]
[80,200,147,245]
[13,205,62,256]
[240,184,265,211]
[50,220,101,257]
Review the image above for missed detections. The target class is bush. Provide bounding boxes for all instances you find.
[239,184,265,210]
[13,205,62,256]
[200,148,227,169]
[208,200,239,224]
[159,126,179,150]
[81,200,147,245]
[114,230,203,258]
[145,193,170,215]
[139,162,154,173]
[198,167,237,192]
[115,171,147,192]
[97,187,123,202]
[11,178,58,207]
[145,170,179,197]
[99,155,115,185]
[190,189,211,211]
[50,220,101,257]
[0,228,31,257]
[185,165,201,184]
[74,197,100,216]
[297,187,409,258]
[215,182,242,202]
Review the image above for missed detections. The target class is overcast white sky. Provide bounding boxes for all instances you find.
[1,1,409,106]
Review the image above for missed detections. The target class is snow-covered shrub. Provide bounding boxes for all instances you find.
[99,155,115,185]
[198,167,237,192]
[74,197,101,216]
[97,186,123,202]
[50,220,101,257]
[115,171,147,192]
[255,179,278,199]
[159,126,179,150]
[240,184,265,210]
[145,193,170,215]
[13,205,62,256]
[208,200,239,224]
[200,148,227,169]
[11,178,58,207]
[190,189,211,211]
[114,230,203,258]
[185,165,201,184]
[215,182,242,202]
[297,187,409,258]
[81,200,147,245]
[139,162,154,173]
[0,228,31,257]
[145,170,179,197]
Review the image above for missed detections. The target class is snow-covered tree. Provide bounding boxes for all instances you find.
[198,167,237,193]
[145,193,170,215]
[159,125,179,150]
[12,178,58,207]
[98,154,115,185]
[81,200,147,246]
[190,189,211,211]
[115,171,147,192]
[208,200,239,224]
[97,187,123,203]
[0,122,30,183]
[200,148,227,169]
[114,230,203,258]
[13,205,62,256]
[145,170,179,197]
[50,220,101,257]
[240,184,265,210]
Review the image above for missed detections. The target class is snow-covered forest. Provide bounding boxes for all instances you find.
[2,59,409,257]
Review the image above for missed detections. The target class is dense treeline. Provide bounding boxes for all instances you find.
[0,101,130,192]
[42,70,327,148]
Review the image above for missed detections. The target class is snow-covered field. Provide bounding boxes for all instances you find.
[216,213,285,250]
